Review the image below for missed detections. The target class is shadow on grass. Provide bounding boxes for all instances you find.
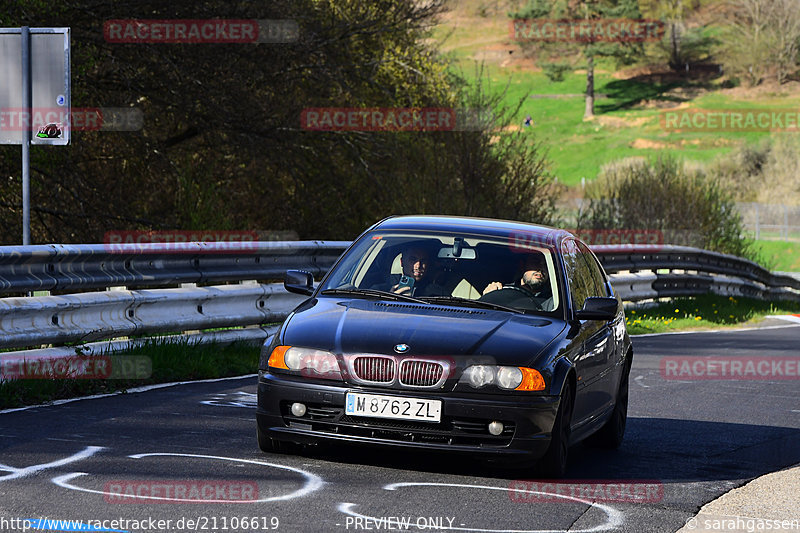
[596,64,724,113]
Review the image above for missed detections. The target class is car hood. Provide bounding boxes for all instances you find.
[281,296,566,366]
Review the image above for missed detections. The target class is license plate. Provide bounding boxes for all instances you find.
[345,392,441,423]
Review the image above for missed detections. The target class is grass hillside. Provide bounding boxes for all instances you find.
[433,0,800,187]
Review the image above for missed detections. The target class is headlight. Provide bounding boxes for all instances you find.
[463,365,495,388]
[497,366,523,389]
[268,345,342,380]
[284,347,305,370]
[461,365,545,391]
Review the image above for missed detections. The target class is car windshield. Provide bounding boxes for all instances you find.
[319,232,561,314]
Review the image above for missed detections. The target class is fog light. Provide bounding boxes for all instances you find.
[488,421,504,436]
[291,402,307,417]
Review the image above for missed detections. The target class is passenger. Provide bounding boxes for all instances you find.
[390,244,445,297]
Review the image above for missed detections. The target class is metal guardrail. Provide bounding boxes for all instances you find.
[1,242,798,363]
[593,244,800,302]
[0,241,350,294]
[0,283,305,350]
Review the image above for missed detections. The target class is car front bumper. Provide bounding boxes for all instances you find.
[256,373,560,460]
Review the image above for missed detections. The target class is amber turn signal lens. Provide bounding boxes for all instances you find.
[516,367,546,391]
[267,345,291,370]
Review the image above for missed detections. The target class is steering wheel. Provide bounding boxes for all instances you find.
[493,285,529,295]
[484,285,551,311]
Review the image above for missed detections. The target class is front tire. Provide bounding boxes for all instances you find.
[537,380,574,478]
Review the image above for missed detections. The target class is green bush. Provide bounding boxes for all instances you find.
[705,140,770,203]
[542,62,572,82]
[707,137,800,206]
[578,155,757,261]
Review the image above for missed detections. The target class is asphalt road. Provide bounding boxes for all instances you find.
[1,321,798,533]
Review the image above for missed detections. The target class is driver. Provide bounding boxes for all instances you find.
[480,252,553,310]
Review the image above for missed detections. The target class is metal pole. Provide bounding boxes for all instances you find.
[784,204,789,241]
[754,203,760,241]
[21,26,31,245]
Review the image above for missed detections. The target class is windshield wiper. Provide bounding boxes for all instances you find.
[419,296,523,314]
[319,288,428,304]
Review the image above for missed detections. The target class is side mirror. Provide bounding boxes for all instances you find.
[284,270,314,296]
[575,296,618,321]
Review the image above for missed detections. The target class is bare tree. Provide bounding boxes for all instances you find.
[719,0,800,85]
[640,0,714,72]
[768,0,800,83]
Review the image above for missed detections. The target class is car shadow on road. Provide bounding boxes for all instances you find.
[297,417,800,483]
[564,417,800,482]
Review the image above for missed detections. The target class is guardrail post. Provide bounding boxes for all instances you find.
[783,204,789,241]
[755,203,760,240]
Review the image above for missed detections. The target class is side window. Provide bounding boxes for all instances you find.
[561,239,594,311]
[577,241,608,297]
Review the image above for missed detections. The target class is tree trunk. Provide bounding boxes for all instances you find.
[584,54,594,119]
[670,21,680,71]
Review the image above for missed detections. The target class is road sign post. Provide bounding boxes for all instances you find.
[21,26,31,245]
[0,26,70,245]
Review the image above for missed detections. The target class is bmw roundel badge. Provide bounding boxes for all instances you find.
[394,343,410,353]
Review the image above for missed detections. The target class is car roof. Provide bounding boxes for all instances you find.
[370,215,573,248]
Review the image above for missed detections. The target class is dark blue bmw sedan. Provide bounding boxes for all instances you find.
[256,215,632,476]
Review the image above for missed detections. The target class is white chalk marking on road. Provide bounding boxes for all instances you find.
[338,482,623,532]
[200,391,257,408]
[0,446,104,482]
[634,375,649,388]
[53,453,324,503]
